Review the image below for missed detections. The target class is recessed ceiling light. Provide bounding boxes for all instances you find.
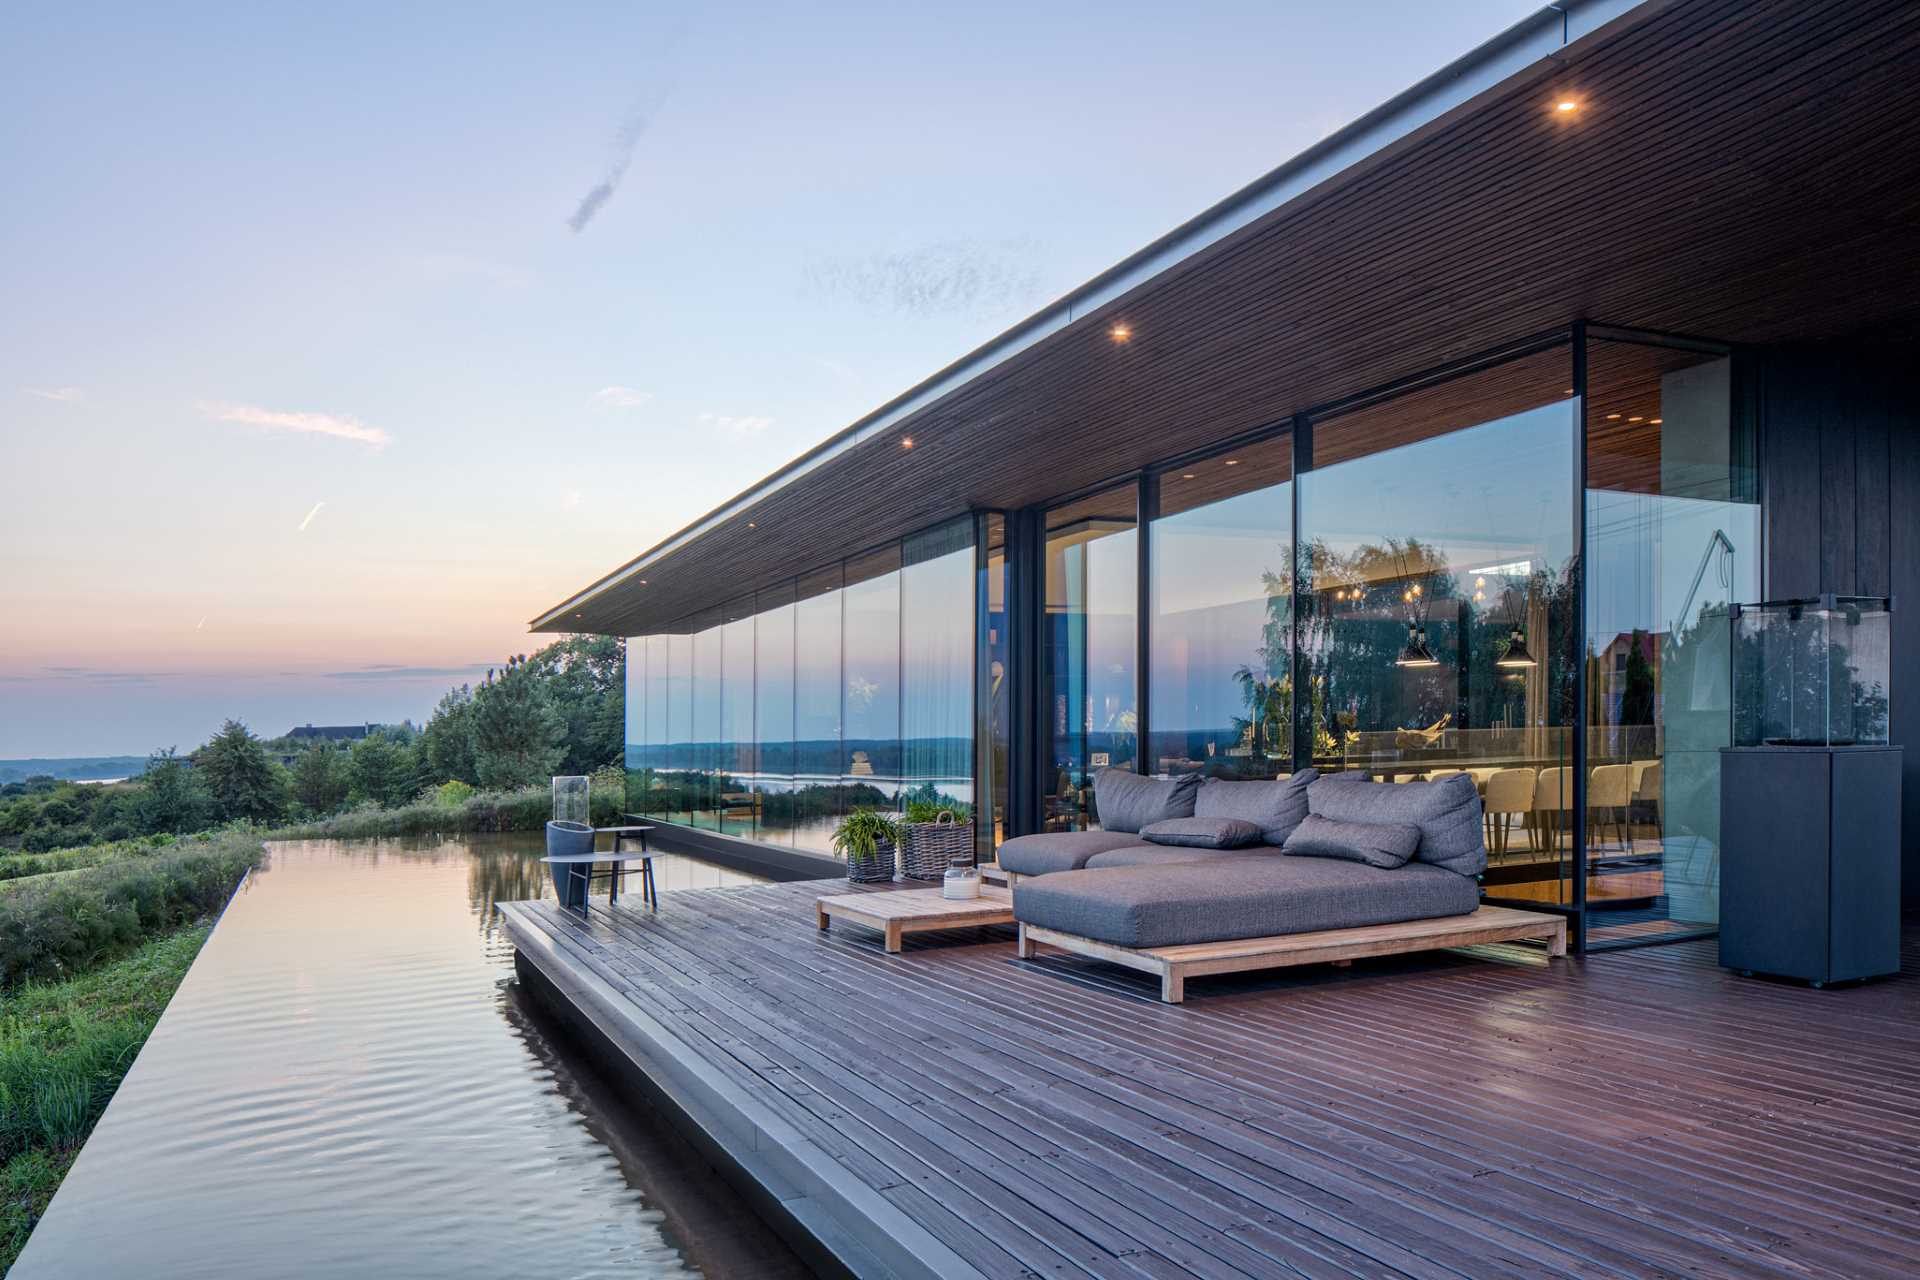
[1627,416,1643,423]
[1109,323,1132,343]
[1606,413,1621,420]
[747,521,757,528]
[901,436,914,449]
[1650,417,1663,424]
[1181,472,1195,479]
[638,579,648,585]
[1223,459,1240,466]
[1555,99,1580,114]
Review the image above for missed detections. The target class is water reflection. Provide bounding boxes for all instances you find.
[11,837,799,1280]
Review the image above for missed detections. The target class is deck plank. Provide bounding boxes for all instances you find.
[504,882,1920,1280]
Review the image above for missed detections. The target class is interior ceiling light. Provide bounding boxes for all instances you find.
[1498,626,1538,669]
[1109,323,1132,343]
[1396,624,1439,668]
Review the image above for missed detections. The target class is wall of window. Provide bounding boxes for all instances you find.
[1149,436,1294,780]
[624,516,977,859]
[1301,345,1580,906]
[977,514,1011,857]
[1043,485,1138,831]
[1584,334,1758,944]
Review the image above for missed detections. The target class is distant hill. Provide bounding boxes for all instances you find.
[0,756,151,784]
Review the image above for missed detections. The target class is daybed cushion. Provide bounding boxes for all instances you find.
[1084,845,1261,870]
[1282,814,1421,869]
[1139,816,1262,849]
[1093,769,1201,833]
[998,829,1148,876]
[1307,773,1487,876]
[1013,856,1480,949]
[1194,769,1318,846]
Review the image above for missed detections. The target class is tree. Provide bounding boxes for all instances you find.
[349,733,415,808]
[198,719,285,823]
[526,636,624,776]
[291,742,351,814]
[470,655,567,789]
[421,685,479,785]
[135,749,214,834]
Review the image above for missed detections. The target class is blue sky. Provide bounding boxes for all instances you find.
[0,0,1537,757]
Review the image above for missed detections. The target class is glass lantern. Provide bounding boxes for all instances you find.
[1731,595,1892,747]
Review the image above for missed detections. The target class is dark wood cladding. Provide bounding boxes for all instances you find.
[1759,341,1920,904]
[550,0,1920,639]
[511,881,1920,1279]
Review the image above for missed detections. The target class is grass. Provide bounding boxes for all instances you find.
[272,780,623,841]
[2,925,211,1272]
[0,837,177,893]
[0,831,258,990]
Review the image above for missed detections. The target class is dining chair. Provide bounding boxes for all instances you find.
[1483,768,1535,861]
[1587,763,1635,854]
[1531,766,1574,851]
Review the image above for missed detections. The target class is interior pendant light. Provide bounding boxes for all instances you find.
[1497,625,1537,669]
[1396,624,1438,668]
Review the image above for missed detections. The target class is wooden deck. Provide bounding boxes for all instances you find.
[500,881,1920,1280]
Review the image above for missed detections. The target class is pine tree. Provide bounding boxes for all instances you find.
[421,685,479,785]
[198,720,285,823]
[469,655,566,789]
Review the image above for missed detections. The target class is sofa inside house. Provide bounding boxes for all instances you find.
[1002,767,1489,951]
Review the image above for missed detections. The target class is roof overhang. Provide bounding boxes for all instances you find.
[537,0,1920,636]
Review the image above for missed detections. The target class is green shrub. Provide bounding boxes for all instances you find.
[0,833,257,989]
[431,780,476,809]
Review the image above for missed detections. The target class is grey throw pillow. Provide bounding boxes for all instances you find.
[1282,813,1421,869]
[1306,773,1486,875]
[1195,770,1318,846]
[1092,769,1201,833]
[1139,817,1263,849]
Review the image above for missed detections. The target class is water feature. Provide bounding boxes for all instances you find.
[11,835,814,1279]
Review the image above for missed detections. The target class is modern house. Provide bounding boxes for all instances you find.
[533,0,1919,952]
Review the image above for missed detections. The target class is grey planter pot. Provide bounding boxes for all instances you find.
[546,819,595,909]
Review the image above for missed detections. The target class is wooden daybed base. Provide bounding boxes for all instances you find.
[1017,905,1567,1003]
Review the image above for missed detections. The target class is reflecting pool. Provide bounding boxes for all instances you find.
[11,835,811,1279]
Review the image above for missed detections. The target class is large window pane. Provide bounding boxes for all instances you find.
[843,546,902,816]
[1044,484,1138,831]
[1585,336,1757,945]
[793,565,844,854]
[623,635,646,816]
[977,514,1011,857]
[718,599,755,838]
[665,633,694,824]
[690,615,724,830]
[752,584,797,847]
[902,519,976,829]
[1303,346,1578,906]
[1150,436,1293,780]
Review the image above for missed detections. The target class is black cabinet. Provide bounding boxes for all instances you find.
[1720,745,1902,985]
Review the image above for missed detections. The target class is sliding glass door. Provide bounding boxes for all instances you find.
[1042,484,1138,831]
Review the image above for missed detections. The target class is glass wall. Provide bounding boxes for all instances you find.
[977,514,1011,857]
[1043,485,1138,831]
[1302,345,1579,906]
[792,565,844,852]
[1584,334,1758,944]
[1150,436,1294,780]
[902,522,975,818]
[752,583,797,847]
[625,517,975,860]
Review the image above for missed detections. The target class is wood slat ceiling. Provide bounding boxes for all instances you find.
[544,0,1920,637]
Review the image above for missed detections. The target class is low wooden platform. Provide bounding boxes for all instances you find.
[500,881,1920,1280]
[1019,906,1567,1003]
[816,884,1014,952]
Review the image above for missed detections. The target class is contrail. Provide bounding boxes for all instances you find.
[298,501,326,532]
[568,103,657,233]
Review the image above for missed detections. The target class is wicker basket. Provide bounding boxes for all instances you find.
[845,838,897,884]
[901,811,974,880]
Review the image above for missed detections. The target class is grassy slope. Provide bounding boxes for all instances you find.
[2,926,211,1273]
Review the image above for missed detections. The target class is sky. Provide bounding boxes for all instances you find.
[0,0,1539,759]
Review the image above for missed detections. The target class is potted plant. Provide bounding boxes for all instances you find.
[899,799,974,880]
[832,807,901,884]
